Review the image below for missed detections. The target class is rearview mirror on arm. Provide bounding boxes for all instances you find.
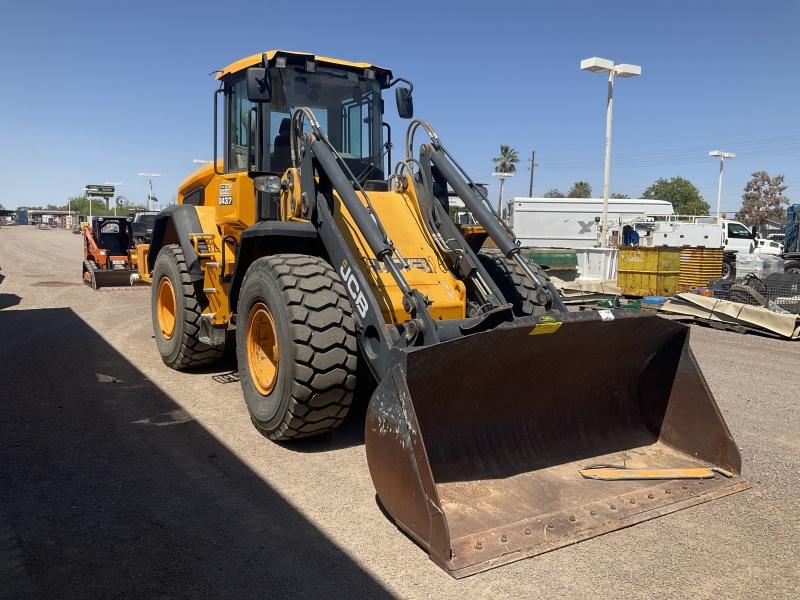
[395,87,413,119]
[246,67,271,102]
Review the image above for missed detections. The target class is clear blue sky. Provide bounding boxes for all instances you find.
[1,0,798,214]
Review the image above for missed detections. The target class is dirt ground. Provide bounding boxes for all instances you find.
[1,226,798,599]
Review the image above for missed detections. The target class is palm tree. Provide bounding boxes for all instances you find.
[492,145,520,213]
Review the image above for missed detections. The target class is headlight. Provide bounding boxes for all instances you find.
[254,175,282,194]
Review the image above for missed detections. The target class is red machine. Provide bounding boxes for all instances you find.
[82,217,139,289]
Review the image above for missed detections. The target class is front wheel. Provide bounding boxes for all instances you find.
[236,254,357,441]
[82,260,97,290]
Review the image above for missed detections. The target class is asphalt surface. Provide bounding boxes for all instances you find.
[1,226,798,599]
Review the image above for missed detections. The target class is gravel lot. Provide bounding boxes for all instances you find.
[1,225,798,599]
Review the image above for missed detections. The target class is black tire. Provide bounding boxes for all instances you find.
[236,254,357,441]
[151,244,224,369]
[784,260,800,275]
[477,249,565,315]
[82,260,97,290]
[728,283,767,307]
[722,258,736,280]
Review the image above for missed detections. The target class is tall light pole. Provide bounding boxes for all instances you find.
[580,57,641,246]
[105,182,124,216]
[64,192,72,227]
[708,151,735,220]
[138,173,161,211]
[492,171,514,223]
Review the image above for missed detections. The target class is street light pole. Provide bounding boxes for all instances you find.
[104,182,124,216]
[708,151,736,221]
[601,68,615,246]
[581,57,641,247]
[138,173,161,211]
[492,171,514,223]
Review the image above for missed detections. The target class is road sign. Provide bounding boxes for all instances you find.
[85,184,115,197]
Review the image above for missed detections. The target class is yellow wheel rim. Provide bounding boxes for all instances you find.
[247,302,280,395]
[157,276,177,340]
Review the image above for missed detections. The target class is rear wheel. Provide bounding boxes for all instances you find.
[151,244,224,369]
[784,260,800,275]
[722,257,736,280]
[477,249,565,315]
[236,254,357,441]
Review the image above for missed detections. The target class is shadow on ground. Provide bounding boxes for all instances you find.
[0,308,393,599]
[0,294,21,310]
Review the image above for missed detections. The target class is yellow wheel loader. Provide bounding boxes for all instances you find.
[140,50,748,577]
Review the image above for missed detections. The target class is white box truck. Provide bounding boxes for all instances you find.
[510,197,674,249]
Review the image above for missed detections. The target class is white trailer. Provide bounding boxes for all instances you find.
[510,197,674,249]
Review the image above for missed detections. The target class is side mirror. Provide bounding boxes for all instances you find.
[751,226,758,239]
[395,87,413,119]
[246,67,271,103]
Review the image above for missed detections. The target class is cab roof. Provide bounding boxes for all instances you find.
[217,50,393,83]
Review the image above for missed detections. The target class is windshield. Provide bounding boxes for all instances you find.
[261,65,384,177]
[137,214,156,226]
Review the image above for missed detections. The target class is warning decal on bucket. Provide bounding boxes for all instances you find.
[529,321,562,335]
[598,309,615,321]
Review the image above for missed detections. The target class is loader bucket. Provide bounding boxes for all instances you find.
[365,310,748,578]
[92,268,139,289]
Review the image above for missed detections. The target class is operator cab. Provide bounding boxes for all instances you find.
[93,217,133,255]
[217,52,403,189]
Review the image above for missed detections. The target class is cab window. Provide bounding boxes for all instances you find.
[727,222,753,239]
[226,78,255,172]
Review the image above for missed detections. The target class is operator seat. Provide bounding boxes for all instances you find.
[272,118,292,173]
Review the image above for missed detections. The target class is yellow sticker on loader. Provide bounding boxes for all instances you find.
[529,321,562,335]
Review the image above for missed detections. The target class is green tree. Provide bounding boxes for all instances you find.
[642,177,709,215]
[567,181,592,198]
[492,145,519,213]
[735,171,789,226]
[610,193,630,199]
[55,196,119,217]
[543,189,566,198]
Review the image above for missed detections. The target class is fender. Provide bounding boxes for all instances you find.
[228,220,321,313]
[147,205,206,282]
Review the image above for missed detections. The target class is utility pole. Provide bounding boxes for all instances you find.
[526,150,538,197]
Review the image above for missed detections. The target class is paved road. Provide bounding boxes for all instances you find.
[1,226,798,599]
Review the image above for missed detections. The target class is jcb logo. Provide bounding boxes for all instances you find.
[339,260,369,319]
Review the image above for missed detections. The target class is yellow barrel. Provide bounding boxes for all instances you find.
[617,247,680,297]
[678,247,723,291]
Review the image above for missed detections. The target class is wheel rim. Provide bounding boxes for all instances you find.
[157,276,177,340]
[247,302,280,395]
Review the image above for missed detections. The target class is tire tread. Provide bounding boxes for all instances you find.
[240,254,357,441]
